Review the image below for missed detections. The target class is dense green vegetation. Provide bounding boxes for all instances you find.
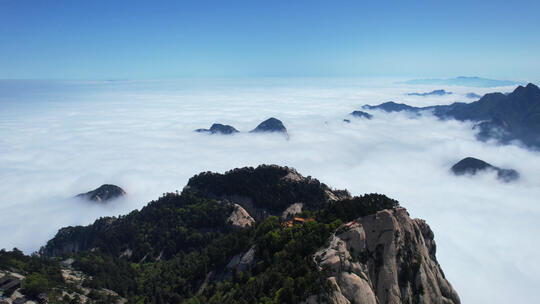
[186,165,332,212]
[43,191,236,261]
[0,248,64,298]
[7,166,400,303]
[190,217,340,304]
[49,194,397,303]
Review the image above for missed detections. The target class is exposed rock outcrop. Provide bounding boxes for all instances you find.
[75,184,126,203]
[281,202,303,219]
[225,245,256,273]
[308,207,460,304]
[227,203,255,228]
[451,157,519,182]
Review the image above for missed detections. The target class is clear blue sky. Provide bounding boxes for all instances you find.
[1,0,539,80]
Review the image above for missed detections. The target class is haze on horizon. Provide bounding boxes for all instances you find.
[1,0,540,81]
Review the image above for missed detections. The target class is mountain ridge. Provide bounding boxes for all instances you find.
[364,83,540,148]
[3,165,459,304]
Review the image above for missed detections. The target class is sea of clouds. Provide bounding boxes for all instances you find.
[1,78,539,303]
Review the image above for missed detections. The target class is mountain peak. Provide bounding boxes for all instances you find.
[508,82,540,100]
[250,117,287,134]
[525,82,540,92]
[75,184,126,202]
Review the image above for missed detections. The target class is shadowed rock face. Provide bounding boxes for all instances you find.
[195,123,239,135]
[350,111,373,119]
[75,184,126,202]
[451,157,519,182]
[307,208,460,304]
[250,117,287,135]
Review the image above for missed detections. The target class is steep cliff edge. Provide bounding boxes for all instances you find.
[307,207,459,304]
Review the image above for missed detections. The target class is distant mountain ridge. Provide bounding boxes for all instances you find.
[401,76,520,87]
[407,89,452,96]
[364,83,540,148]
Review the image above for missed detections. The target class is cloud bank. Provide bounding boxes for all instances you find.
[0,78,538,304]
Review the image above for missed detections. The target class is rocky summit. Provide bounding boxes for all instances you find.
[75,184,126,203]
[451,157,519,182]
[250,117,288,136]
[195,123,239,135]
[4,165,459,303]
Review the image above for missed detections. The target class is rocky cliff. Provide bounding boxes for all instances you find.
[307,207,459,304]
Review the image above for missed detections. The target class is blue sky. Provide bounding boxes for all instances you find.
[1,0,539,80]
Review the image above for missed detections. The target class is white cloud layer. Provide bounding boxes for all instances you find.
[0,78,538,303]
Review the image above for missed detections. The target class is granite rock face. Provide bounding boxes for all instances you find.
[227,203,255,228]
[307,207,460,304]
[75,184,126,203]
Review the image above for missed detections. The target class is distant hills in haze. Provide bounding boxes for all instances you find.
[407,89,452,96]
[401,76,521,87]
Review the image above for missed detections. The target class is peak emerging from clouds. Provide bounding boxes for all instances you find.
[365,83,540,148]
